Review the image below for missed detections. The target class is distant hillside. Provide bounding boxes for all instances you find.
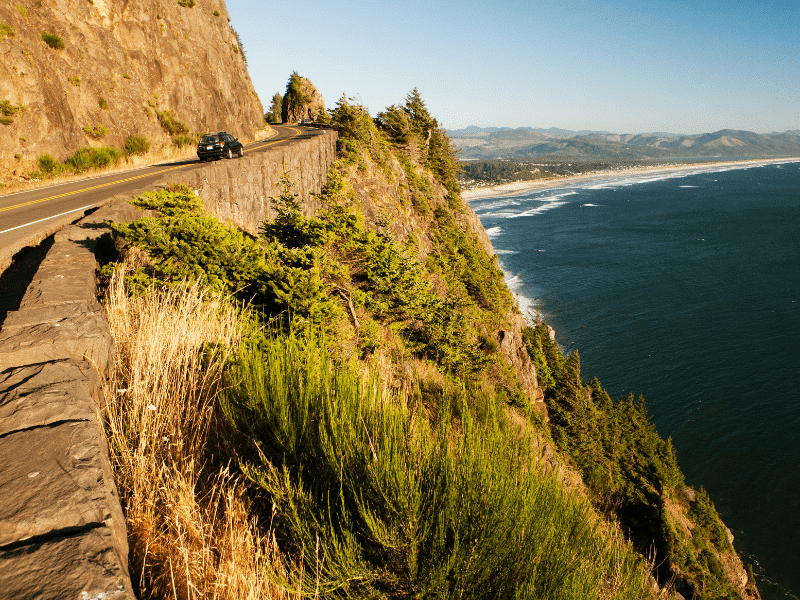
[450,126,800,160]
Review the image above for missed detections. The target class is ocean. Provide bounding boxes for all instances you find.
[469,160,800,600]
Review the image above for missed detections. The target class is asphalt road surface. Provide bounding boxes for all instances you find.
[0,125,321,262]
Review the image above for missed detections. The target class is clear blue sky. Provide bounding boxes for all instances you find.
[227,0,799,134]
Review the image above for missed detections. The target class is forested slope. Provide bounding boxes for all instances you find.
[103,89,759,600]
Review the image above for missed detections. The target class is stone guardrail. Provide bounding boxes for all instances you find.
[0,197,140,600]
[0,129,337,598]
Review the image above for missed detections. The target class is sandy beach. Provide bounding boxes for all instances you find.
[461,157,800,201]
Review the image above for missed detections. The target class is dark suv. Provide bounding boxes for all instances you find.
[197,131,244,161]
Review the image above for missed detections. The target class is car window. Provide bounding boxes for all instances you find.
[201,135,218,144]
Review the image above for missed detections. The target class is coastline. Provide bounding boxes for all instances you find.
[461,156,800,200]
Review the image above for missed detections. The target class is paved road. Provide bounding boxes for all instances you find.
[0,125,320,261]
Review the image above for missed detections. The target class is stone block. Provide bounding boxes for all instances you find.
[0,360,101,437]
[0,526,133,600]
[0,309,113,372]
[0,420,124,548]
[18,258,99,310]
[1,302,104,330]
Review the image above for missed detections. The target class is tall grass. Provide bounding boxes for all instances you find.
[102,263,297,600]
[222,331,659,600]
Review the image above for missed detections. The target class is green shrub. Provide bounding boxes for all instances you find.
[64,146,123,173]
[156,109,188,135]
[0,23,15,39]
[83,124,109,139]
[68,75,81,86]
[41,31,65,49]
[0,117,13,126]
[177,0,195,6]
[37,153,63,175]
[17,4,27,18]
[98,97,108,110]
[122,73,131,79]
[124,134,150,155]
[212,9,220,16]
[220,329,653,600]
[172,134,196,148]
[0,100,23,117]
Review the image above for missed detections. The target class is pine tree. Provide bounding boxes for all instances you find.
[266,92,282,123]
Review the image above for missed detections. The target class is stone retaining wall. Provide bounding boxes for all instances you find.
[0,129,337,598]
[172,129,338,235]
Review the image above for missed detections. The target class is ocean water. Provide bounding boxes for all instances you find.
[469,161,800,600]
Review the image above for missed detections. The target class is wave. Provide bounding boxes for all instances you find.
[485,226,503,239]
[582,203,601,206]
[679,185,698,188]
[497,266,537,319]
[473,198,521,213]
[494,249,518,255]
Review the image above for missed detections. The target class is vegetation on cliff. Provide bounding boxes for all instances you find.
[102,88,756,599]
[523,324,759,599]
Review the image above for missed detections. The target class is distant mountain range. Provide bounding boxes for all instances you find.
[447,126,800,160]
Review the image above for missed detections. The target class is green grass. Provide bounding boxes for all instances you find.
[98,97,108,110]
[220,328,654,600]
[17,4,27,18]
[41,31,64,49]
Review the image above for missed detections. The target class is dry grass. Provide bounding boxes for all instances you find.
[102,263,299,600]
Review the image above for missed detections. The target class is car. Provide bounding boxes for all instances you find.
[298,118,313,125]
[197,131,244,161]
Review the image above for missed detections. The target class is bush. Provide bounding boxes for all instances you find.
[41,31,64,49]
[0,23,15,39]
[37,154,63,175]
[177,0,195,7]
[17,4,27,18]
[221,329,654,600]
[213,9,220,16]
[68,75,81,86]
[124,134,151,155]
[64,146,123,173]
[122,73,131,79]
[1,100,26,117]
[83,124,109,139]
[156,109,189,135]
[98,97,108,110]
[0,117,12,126]
[172,134,196,148]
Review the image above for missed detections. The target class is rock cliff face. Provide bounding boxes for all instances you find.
[0,0,264,172]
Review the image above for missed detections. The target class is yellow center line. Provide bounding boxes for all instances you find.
[0,163,189,214]
[248,127,301,152]
[0,127,303,215]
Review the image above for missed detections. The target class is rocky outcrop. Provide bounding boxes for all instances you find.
[282,76,325,123]
[0,0,265,173]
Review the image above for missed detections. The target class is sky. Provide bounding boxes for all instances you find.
[226,0,799,135]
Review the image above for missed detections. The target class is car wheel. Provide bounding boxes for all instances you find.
[226,148,233,159]
[238,146,244,157]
